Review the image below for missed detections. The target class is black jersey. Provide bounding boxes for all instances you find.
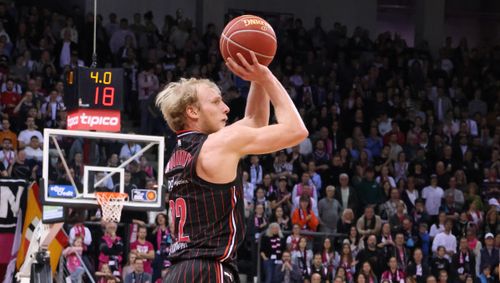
[165,131,245,268]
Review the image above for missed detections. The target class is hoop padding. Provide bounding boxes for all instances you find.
[96,192,128,223]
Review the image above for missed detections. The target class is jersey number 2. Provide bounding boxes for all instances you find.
[170,198,190,242]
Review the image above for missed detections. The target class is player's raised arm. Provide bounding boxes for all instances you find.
[232,82,270,128]
[221,52,308,155]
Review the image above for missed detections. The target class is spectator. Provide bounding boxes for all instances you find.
[0,119,17,149]
[272,250,302,283]
[421,175,444,221]
[98,222,124,276]
[478,233,498,277]
[339,242,357,282]
[1,79,21,116]
[260,223,285,283]
[17,116,43,148]
[286,224,302,251]
[137,63,159,134]
[359,261,378,283]
[292,195,319,232]
[356,206,382,237]
[335,173,359,214]
[269,176,293,217]
[269,206,291,231]
[62,236,85,283]
[130,225,155,274]
[321,237,340,276]
[291,237,313,282]
[406,248,430,283]
[380,256,405,283]
[337,208,355,236]
[0,137,15,169]
[318,185,342,233]
[430,246,450,279]
[310,253,331,283]
[24,135,42,161]
[356,168,385,209]
[451,237,475,283]
[122,252,137,280]
[123,258,152,283]
[431,219,457,260]
[357,234,383,277]
[381,187,406,220]
[151,213,172,281]
[119,138,142,163]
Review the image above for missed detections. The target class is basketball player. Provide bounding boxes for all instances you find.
[158,52,308,283]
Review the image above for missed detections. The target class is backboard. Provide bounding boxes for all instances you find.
[41,128,165,211]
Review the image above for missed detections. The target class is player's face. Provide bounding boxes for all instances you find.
[196,84,229,134]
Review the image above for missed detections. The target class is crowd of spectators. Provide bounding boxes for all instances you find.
[0,1,499,283]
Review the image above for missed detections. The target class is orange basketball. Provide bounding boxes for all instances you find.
[220,15,277,66]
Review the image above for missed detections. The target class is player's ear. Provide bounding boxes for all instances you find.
[186,104,199,119]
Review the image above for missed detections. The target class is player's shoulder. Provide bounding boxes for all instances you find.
[205,123,254,148]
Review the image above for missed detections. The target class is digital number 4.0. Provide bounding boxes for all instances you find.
[94,86,115,106]
[170,198,190,242]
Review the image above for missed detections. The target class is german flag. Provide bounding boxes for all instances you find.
[16,183,68,274]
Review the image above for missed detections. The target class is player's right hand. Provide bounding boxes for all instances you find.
[225,51,272,84]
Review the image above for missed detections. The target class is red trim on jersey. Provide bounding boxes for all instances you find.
[219,187,236,262]
[215,262,221,283]
[176,129,194,135]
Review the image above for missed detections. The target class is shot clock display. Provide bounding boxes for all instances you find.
[65,67,124,111]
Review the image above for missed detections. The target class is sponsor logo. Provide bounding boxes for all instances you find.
[48,185,76,198]
[243,18,269,31]
[67,109,120,132]
[131,189,157,202]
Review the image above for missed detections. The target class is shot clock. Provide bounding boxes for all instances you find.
[65,67,124,111]
[65,67,124,132]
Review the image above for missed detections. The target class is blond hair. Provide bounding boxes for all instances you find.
[155,78,219,131]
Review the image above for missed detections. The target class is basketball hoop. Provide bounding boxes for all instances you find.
[95,192,128,223]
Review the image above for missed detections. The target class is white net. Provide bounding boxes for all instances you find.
[95,192,128,223]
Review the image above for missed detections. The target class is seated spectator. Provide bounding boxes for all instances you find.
[62,236,85,283]
[440,192,460,221]
[0,119,17,150]
[430,246,450,279]
[17,116,43,148]
[123,258,152,283]
[338,242,357,282]
[381,256,405,283]
[291,237,313,282]
[389,202,409,232]
[254,186,271,216]
[337,208,355,236]
[378,222,395,259]
[8,149,35,180]
[356,206,382,237]
[406,248,430,283]
[0,137,15,169]
[466,201,483,227]
[357,234,383,278]
[95,263,115,283]
[411,199,430,225]
[346,226,364,259]
[119,139,142,162]
[260,223,285,283]
[292,195,319,232]
[451,237,475,283]
[478,265,495,283]
[272,250,302,283]
[121,252,137,280]
[402,176,419,214]
[392,232,410,271]
[242,171,255,217]
[129,225,155,274]
[444,177,464,211]
[479,233,498,277]
[24,135,42,161]
[416,223,431,260]
[310,253,331,283]
[321,237,339,276]
[292,172,318,208]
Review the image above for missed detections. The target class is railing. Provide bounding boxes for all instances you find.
[256,230,347,283]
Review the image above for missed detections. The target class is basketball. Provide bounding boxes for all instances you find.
[220,15,277,66]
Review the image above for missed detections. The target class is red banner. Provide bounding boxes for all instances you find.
[67,109,121,132]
